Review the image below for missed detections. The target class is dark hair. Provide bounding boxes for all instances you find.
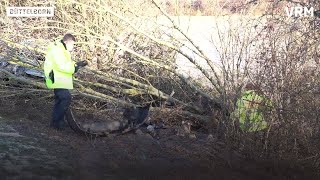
[63,33,76,42]
[244,82,256,90]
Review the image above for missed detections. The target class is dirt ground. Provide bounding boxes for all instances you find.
[0,98,318,180]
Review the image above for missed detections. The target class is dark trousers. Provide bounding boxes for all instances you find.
[51,89,71,128]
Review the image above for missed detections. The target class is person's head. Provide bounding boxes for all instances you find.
[244,82,256,91]
[62,33,76,52]
[244,82,264,95]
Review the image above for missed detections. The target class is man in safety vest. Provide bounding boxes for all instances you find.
[232,83,272,132]
[44,33,88,130]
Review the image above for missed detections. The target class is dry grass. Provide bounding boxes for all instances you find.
[0,0,320,175]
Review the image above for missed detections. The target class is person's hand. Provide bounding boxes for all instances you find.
[76,60,88,67]
[74,60,88,73]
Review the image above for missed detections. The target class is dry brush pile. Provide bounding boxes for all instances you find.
[0,0,320,172]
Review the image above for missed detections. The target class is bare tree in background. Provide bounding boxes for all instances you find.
[1,0,320,169]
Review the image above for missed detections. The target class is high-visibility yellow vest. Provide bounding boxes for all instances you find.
[233,90,272,132]
[43,40,75,89]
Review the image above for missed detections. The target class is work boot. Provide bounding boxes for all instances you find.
[58,120,68,128]
[49,121,65,130]
[49,123,61,130]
